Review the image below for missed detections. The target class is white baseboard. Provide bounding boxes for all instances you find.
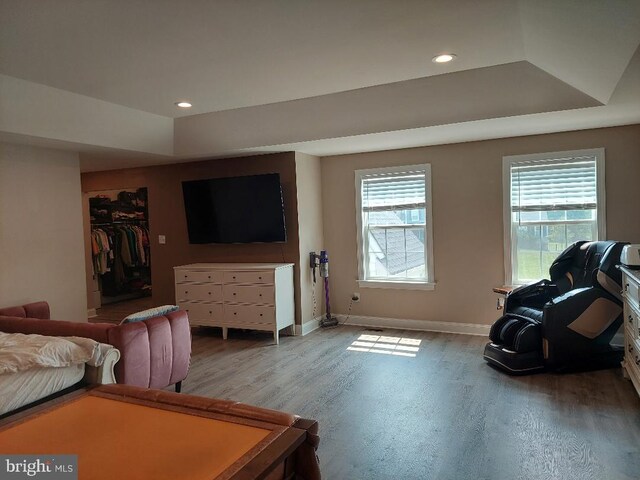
[294,316,323,336]
[87,308,97,319]
[335,314,491,337]
[296,314,626,343]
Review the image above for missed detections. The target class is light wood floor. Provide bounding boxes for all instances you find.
[90,302,640,479]
[184,326,639,480]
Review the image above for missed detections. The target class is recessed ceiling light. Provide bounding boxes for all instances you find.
[432,54,456,64]
[175,101,192,108]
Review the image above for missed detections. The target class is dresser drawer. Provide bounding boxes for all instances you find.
[176,270,223,284]
[223,284,275,305]
[625,304,639,339]
[626,340,633,373]
[223,270,273,285]
[628,337,640,370]
[624,274,639,308]
[224,304,275,325]
[182,302,223,326]
[176,283,223,302]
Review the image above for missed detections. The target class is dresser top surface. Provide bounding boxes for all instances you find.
[174,263,294,270]
[620,265,640,283]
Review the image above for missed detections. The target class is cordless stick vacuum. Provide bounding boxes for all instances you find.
[310,250,339,328]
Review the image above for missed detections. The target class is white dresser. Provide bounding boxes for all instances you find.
[621,266,640,397]
[174,263,294,344]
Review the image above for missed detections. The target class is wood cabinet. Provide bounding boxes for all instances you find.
[621,266,640,397]
[174,263,294,344]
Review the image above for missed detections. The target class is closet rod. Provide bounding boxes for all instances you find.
[91,220,148,226]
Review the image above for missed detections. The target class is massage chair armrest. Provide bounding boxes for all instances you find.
[506,280,559,311]
[542,287,617,338]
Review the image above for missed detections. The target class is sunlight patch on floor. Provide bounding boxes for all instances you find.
[347,334,422,358]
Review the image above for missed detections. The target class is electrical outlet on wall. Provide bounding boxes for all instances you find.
[352,292,360,302]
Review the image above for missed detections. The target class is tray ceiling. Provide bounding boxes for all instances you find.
[0,0,639,170]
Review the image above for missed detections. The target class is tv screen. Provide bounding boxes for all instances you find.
[182,173,287,244]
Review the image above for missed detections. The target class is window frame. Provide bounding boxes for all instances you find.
[502,148,606,286]
[355,163,435,290]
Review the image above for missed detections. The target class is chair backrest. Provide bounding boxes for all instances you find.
[596,242,627,300]
[549,241,626,298]
[0,301,50,320]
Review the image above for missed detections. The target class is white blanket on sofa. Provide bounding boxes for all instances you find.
[0,332,108,374]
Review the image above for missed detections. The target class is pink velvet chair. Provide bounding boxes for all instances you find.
[0,301,191,392]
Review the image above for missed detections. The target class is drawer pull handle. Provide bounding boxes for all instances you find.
[233,276,236,279]
[259,314,263,317]
[234,312,237,315]
[629,315,634,323]
[259,276,262,280]
[208,275,211,279]
[233,293,236,295]
[629,345,634,353]
[209,311,212,314]
[259,294,262,297]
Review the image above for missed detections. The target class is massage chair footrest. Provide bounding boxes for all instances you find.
[483,343,545,375]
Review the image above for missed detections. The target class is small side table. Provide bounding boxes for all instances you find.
[493,286,515,310]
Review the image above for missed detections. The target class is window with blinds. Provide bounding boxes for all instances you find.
[355,164,434,285]
[504,149,605,284]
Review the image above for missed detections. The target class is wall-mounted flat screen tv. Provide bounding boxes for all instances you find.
[182,173,287,244]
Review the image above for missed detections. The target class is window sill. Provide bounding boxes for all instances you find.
[357,280,436,291]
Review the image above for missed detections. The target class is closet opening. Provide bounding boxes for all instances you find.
[88,188,152,318]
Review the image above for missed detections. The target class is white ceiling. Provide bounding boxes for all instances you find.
[0,0,639,170]
[1,0,528,117]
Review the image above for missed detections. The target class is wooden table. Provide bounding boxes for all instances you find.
[493,286,515,310]
[0,385,320,480]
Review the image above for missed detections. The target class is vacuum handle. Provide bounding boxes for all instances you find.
[319,250,329,278]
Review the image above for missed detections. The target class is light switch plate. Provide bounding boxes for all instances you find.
[158,235,166,245]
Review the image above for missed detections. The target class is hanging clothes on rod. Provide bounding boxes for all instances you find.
[91,228,113,275]
[91,224,150,292]
[116,225,150,268]
[89,188,151,302]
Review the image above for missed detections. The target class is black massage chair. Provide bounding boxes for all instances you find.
[484,241,627,374]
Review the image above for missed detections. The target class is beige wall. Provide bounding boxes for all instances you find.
[321,125,640,326]
[295,153,326,324]
[0,143,87,320]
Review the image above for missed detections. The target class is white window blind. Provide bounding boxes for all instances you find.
[510,156,597,213]
[362,171,426,212]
